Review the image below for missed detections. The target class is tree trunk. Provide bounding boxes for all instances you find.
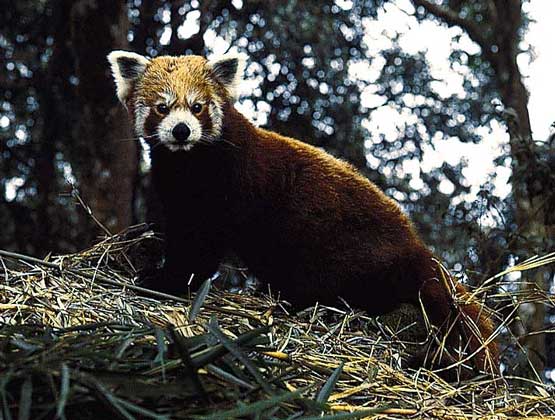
[411,0,548,377]
[489,0,546,379]
[69,1,138,236]
[35,0,74,255]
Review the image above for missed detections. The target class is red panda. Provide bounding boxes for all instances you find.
[108,51,498,376]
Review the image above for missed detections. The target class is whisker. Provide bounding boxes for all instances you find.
[114,134,158,143]
[150,140,164,150]
[196,134,239,149]
[115,138,142,143]
[197,139,215,147]
[197,135,217,146]
[220,138,240,149]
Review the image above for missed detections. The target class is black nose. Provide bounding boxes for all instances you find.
[172,123,191,143]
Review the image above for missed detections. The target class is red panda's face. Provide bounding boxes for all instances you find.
[108,52,245,152]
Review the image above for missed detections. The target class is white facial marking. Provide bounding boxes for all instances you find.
[160,91,176,105]
[209,101,223,137]
[134,103,150,137]
[157,109,202,152]
[186,88,203,106]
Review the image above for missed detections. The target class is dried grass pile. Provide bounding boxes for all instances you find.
[0,226,554,419]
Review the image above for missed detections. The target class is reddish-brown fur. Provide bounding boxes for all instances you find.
[117,54,498,376]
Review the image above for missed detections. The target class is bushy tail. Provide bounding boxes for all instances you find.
[417,261,499,375]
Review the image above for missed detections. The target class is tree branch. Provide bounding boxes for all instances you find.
[411,0,491,52]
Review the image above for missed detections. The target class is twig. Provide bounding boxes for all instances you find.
[0,248,260,321]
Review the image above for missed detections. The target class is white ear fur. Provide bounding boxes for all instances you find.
[207,52,247,100]
[107,50,150,105]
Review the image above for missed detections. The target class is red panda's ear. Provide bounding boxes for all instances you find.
[207,52,247,101]
[107,51,150,107]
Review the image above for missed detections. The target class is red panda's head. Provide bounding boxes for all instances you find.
[107,51,246,152]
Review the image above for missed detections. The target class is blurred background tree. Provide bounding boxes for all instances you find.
[1,0,553,379]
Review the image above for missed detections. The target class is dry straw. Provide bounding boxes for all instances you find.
[0,226,554,419]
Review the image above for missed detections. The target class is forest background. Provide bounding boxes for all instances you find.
[1,0,554,381]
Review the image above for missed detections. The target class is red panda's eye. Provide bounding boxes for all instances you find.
[191,103,203,114]
[156,103,170,115]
